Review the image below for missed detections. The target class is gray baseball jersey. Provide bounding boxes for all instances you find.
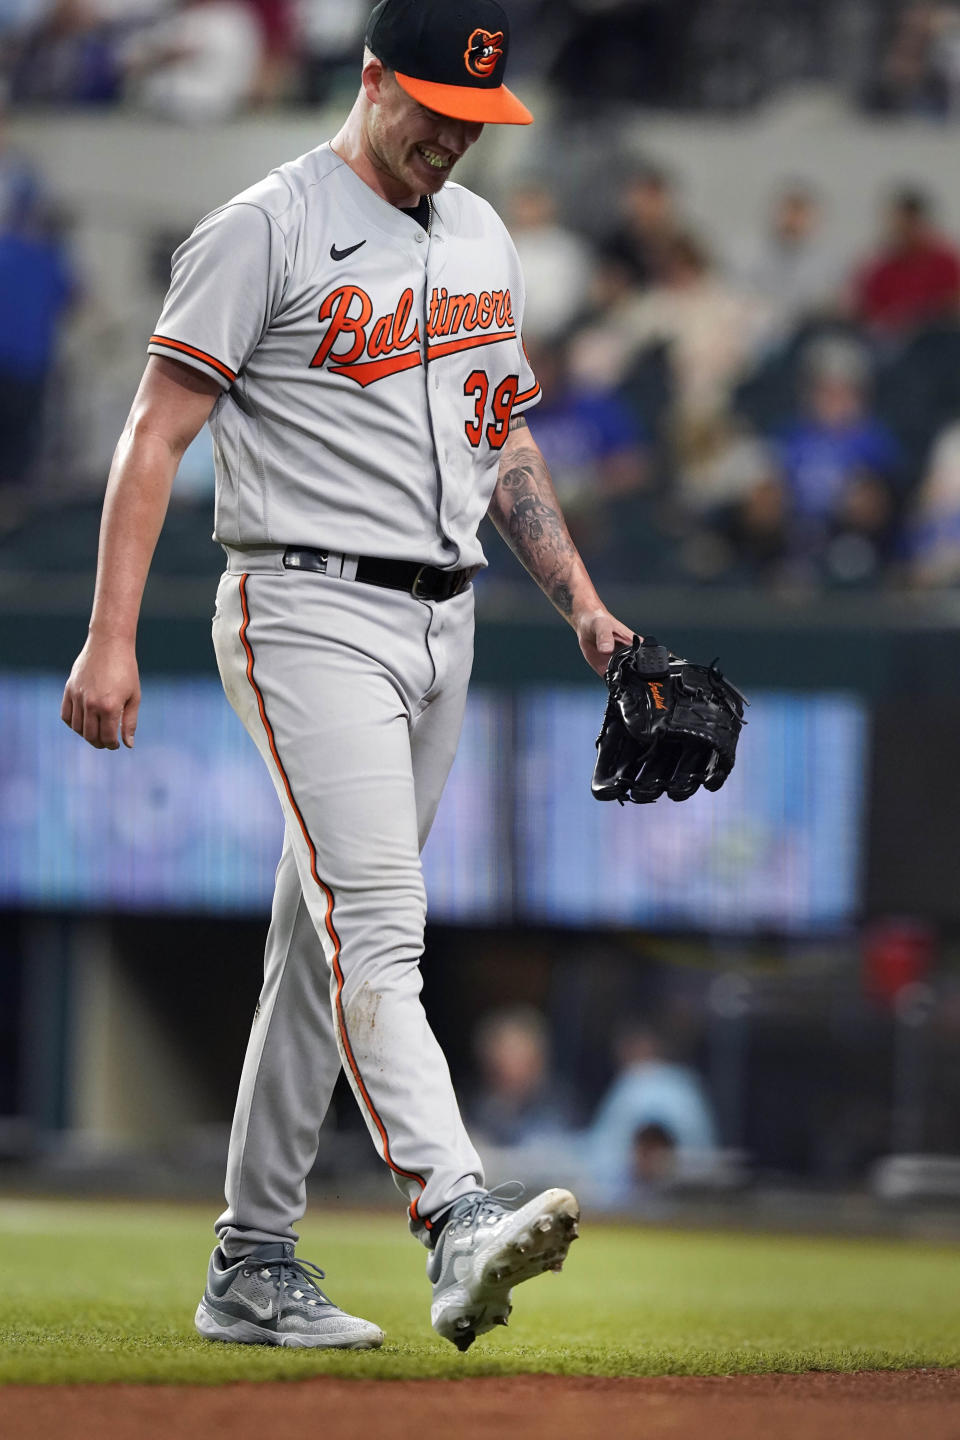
[153,142,545,1253]
[149,142,540,568]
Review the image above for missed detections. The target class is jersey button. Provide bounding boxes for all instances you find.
[415,232,425,243]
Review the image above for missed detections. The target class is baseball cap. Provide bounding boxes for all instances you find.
[365,0,533,126]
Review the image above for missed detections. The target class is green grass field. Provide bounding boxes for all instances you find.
[0,1197,958,1384]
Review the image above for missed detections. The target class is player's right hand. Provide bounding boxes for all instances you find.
[61,638,141,750]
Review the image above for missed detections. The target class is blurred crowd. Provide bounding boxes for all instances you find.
[4,5,960,590]
[6,1,960,120]
[485,167,960,591]
[463,1005,722,1214]
[0,103,75,522]
[866,0,960,117]
[0,0,368,118]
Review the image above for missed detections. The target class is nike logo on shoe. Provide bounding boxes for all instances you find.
[240,1296,275,1320]
[330,241,366,261]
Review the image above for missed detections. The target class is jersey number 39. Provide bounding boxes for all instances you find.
[463,371,519,450]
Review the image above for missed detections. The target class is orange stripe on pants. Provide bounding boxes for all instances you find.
[238,572,430,1226]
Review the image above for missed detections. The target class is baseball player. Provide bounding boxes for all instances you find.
[61,0,635,1352]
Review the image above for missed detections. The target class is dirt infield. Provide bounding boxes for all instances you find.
[7,1371,960,1440]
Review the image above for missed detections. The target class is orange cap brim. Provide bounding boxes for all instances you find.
[395,71,533,125]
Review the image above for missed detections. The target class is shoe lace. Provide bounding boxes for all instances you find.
[445,1180,525,1237]
[242,1252,330,1319]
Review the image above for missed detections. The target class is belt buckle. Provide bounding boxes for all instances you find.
[411,565,469,601]
[411,565,432,600]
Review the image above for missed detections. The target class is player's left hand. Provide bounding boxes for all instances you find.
[576,608,637,678]
[592,635,747,804]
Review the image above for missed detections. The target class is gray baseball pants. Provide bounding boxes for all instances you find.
[211,547,484,1257]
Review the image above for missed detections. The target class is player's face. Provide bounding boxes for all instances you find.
[365,68,484,202]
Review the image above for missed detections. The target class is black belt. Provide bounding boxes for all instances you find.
[282,547,478,602]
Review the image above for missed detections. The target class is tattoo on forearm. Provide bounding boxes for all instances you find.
[508,414,528,432]
[500,459,537,491]
[552,582,574,615]
[508,495,555,546]
[493,443,578,616]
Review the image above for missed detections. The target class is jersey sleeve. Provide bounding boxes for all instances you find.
[514,334,541,414]
[148,202,286,390]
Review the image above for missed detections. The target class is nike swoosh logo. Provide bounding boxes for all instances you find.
[237,1292,274,1319]
[330,240,366,261]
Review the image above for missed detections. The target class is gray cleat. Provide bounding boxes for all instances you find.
[427,1186,580,1352]
[194,1241,384,1349]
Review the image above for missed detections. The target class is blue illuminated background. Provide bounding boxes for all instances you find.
[0,675,866,932]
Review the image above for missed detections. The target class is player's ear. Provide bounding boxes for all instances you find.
[362,55,388,107]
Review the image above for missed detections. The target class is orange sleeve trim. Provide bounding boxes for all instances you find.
[237,574,430,1227]
[149,334,237,383]
[514,381,541,407]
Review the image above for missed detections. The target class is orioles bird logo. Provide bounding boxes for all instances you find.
[464,27,503,78]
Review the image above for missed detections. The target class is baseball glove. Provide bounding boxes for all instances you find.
[592,635,746,805]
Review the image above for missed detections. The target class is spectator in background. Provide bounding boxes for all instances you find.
[734,183,843,348]
[630,1123,677,1188]
[121,0,263,122]
[0,95,75,501]
[611,231,761,430]
[866,1,960,118]
[759,337,902,585]
[599,161,681,291]
[568,231,762,580]
[296,0,366,105]
[524,336,649,578]
[586,1025,717,1210]
[504,179,595,343]
[905,421,960,585]
[467,1006,577,1149]
[850,187,960,341]
[8,0,123,106]
[669,412,778,582]
[0,197,75,499]
[563,247,645,394]
[244,0,297,105]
